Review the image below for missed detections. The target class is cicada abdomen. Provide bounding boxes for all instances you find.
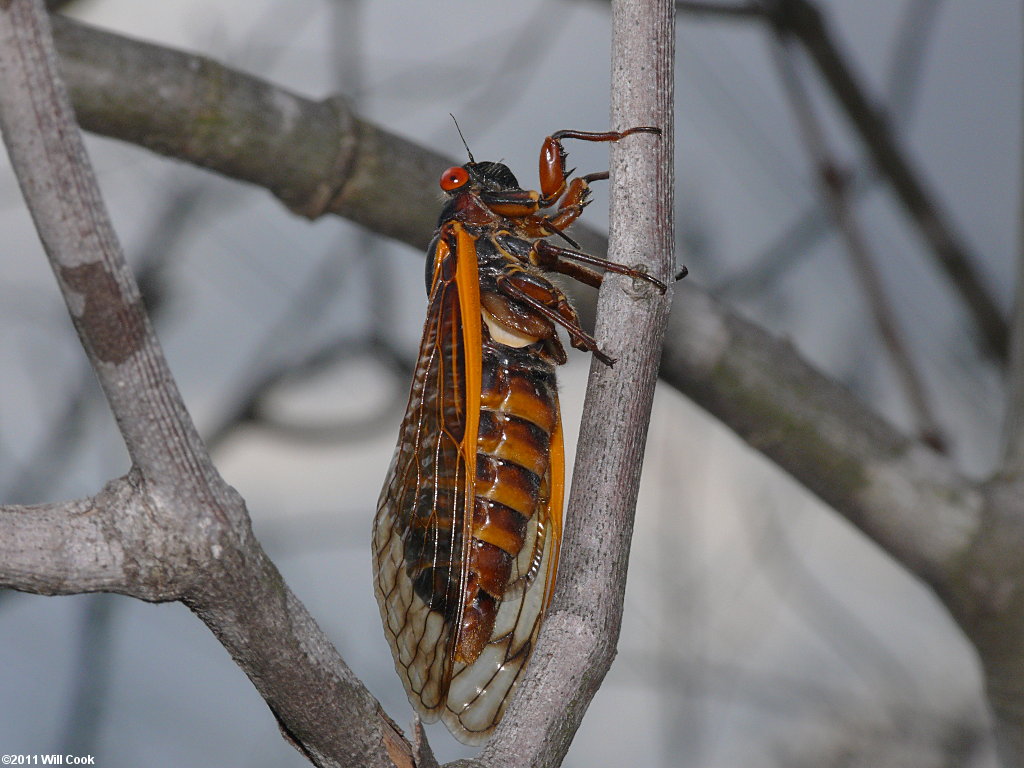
[373,126,665,744]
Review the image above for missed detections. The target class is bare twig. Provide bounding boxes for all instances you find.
[478,1,675,765]
[766,0,1007,361]
[771,34,945,450]
[674,0,1006,360]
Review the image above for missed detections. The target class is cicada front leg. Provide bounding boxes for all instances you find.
[479,127,662,241]
[539,172,609,234]
[538,127,661,208]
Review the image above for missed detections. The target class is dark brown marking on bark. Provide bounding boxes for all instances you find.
[60,262,146,364]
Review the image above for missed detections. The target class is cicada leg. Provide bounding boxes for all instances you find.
[494,269,616,366]
[538,127,661,207]
[530,239,669,294]
[539,172,608,235]
[478,128,661,242]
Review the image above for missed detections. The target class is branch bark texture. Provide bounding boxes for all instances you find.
[0,3,406,766]
[478,2,675,766]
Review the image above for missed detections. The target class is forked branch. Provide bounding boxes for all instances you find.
[0,2,410,766]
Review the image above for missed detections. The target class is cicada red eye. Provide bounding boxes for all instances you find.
[440,166,470,191]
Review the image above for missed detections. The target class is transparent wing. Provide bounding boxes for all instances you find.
[374,229,472,717]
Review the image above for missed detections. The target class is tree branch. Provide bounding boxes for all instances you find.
[477,2,675,765]
[51,13,445,250]
[0,474,169,597]
[0,3,411,766]
[659,281,980,588]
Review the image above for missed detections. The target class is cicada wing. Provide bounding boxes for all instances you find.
[374,228,477,719]
[374,224,486,722]
[374,222,565,744]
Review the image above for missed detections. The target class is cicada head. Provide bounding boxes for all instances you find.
[439,161,521,195]
[466,161,521,193]
[437,159,525,229]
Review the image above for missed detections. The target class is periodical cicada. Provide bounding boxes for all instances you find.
[373,125,667,744]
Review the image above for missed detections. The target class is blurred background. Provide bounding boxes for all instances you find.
[0,1,1017,765]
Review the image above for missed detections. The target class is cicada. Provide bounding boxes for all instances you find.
[374,126,666,744]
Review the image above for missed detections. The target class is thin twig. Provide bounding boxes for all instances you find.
[767,0,1007,361]
[772,34,946,450]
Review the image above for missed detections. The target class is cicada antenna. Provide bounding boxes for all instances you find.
[450,113,476,164]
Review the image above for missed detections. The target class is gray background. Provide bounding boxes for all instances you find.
[0,1,1015,765]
